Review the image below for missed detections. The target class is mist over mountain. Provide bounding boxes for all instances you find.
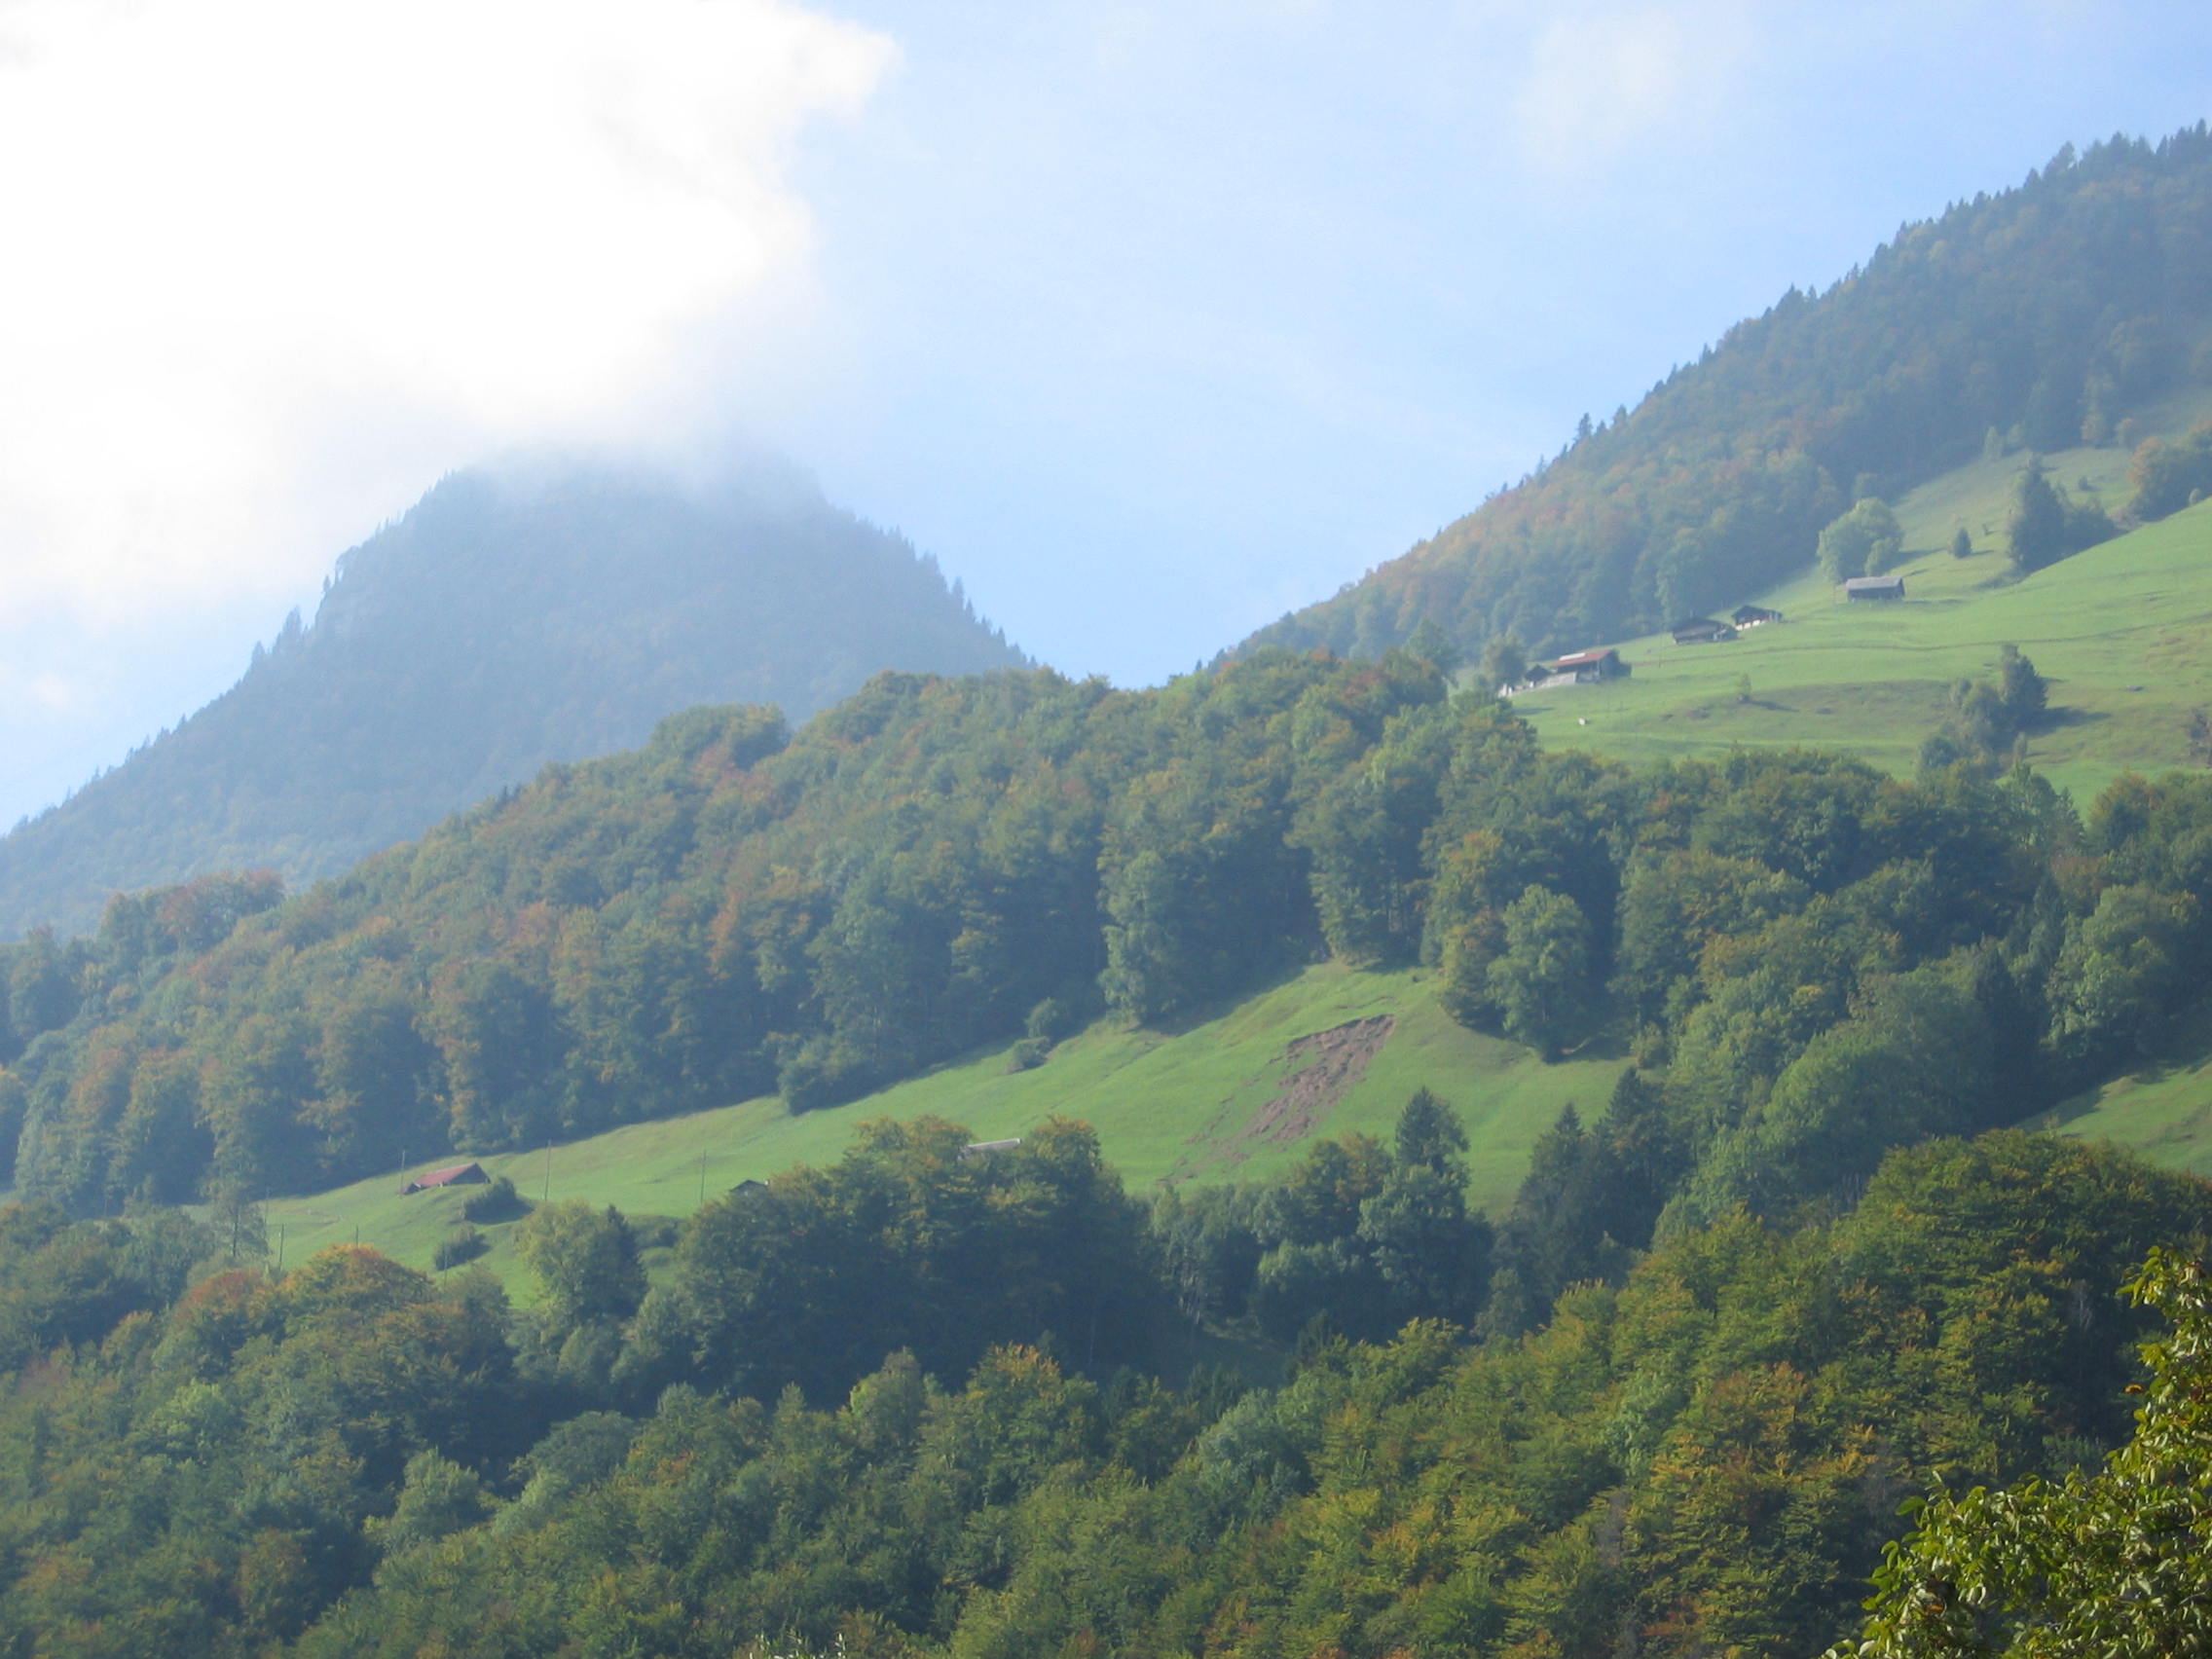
[1243,128,2212,664]
[0,457,1028,938]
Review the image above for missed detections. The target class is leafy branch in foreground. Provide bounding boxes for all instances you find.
[1835,1247,2212,1659]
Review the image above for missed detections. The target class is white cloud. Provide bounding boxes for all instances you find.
[0,0,895,634]
[1512,2,1751,174]
[23,674,75,715]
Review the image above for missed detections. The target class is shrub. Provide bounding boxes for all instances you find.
[629,1215,680,1251]
[433,1226,487,1271]
[1024,996,1079,1044]
[2009,455,2114,573]
[461,1175,528,1223]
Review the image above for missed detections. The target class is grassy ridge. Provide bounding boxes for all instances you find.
[1514,416,2212,801]
[266,964,1622,1292]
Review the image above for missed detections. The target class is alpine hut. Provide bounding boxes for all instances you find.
[1844,575,1905,602]
[1548,647,1629,683]
[400,1161,490,1196]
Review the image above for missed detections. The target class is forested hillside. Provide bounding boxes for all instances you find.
[1244,128,2212,664]
[0,1114,2201,1657]
[13,630,2212,1304]
[0,457,1027,940]
[0,649,1456,1207]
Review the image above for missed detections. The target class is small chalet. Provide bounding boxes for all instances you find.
[1844,575,1905,602]
[730,1178,769,1199]
[1671,617,1737,645]
[400,1161,489,1196]
[1548,647,1628,683]
[1732,605,1783,627]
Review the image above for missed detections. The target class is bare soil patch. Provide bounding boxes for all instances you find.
[1168,1014,1400,1180]
[1237,1014,1396,1146]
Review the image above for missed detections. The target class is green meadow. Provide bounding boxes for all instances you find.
[2033,989,2212,1181]
[1515,423,2212,802]
[2041,1059,2212,1181]
[265,963,1623,1293]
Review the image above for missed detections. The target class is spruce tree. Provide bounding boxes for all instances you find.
[2006,457,2068,573]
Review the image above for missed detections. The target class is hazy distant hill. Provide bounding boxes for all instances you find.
[1242,127,2212,664]
[0,458,1029,937]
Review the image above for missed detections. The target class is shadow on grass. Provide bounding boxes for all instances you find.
[1140,959,1318,1040]
[2040,705,2111,731]
[1679,695,1792,719]
[1555,1023,1633,1066]
[2040,994,2212,1129]
[2124,1004,2212,1088]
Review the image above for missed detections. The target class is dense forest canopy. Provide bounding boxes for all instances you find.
[1839,1246,2212,1658]
[1243,129,2212,664]
[0,1112,2202,1658]
[0,457,1028,941]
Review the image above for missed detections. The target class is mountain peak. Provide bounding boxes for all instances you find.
[0,457,1030,939]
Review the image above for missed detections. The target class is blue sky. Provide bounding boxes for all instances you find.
[3,0,2209,828]
[781,1,2212,677]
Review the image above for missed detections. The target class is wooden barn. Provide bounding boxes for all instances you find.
[1844,575,1905,602]
[1732,604,1783,626]
[1548,647,1629,682]
[400,1161,490,1196]
[1671,617,1737,645]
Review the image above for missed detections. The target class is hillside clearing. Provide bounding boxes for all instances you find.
[264,964,1622,1293]
[2035,996,2212,1180]
[1515,491,2212,802]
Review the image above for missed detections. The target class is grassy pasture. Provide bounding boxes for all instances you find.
[2040,1062,2212,1181]
[1514,387,2212,800]
[1516,494,2212,801]
[2031,993,2212,1182]
[265,963,1622,1294]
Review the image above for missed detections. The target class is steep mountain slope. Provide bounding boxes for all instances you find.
[0,456,1027,939]
[1243,128,2212,665]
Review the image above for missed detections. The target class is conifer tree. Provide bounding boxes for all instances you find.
[2006,457,2068,573]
